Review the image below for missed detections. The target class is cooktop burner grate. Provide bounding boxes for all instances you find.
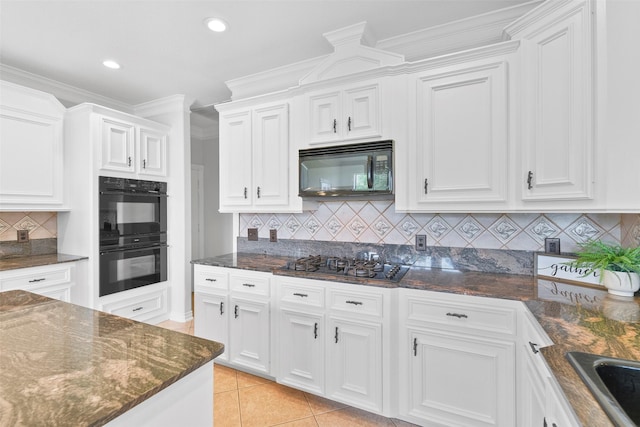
[285,255,409,283]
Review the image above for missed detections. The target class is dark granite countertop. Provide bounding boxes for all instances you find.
[193,252,640,426]
[0,253,88,272]
[0,290,224,426]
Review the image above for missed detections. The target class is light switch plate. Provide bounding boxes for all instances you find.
[247,228,258,241]
[269,229,277,242]
[415,234,427,251]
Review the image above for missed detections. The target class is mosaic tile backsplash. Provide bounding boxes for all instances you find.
[240,202,640,253]
[0,212,58,258]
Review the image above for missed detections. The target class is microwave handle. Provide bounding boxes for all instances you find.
[367,155,374,189]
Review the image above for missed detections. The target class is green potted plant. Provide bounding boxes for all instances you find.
[569,240,640,297]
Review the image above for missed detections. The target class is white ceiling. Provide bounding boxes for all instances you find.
[1,0,535,113]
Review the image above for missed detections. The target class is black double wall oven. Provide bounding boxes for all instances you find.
[99,176,168,297]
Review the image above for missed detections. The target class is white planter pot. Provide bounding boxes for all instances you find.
[602,270,640,297]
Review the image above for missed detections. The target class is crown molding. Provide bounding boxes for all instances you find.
[376,1,542,61]
[0,63,134,112]
[134,94,192,118]
[225,55,325,101]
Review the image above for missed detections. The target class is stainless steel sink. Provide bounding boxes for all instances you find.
[566,352,640,427]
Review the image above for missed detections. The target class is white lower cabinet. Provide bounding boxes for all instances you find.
[398,289,518,427]
[0,262,76,302]
[326,315,383,413]
[193,265,271,375]
[194,292,229,362]
[275,276,389,415]
[278,308,324,394]
[519,308,580,427]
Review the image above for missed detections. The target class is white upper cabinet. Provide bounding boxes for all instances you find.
[0,81,66,210]
[306,82,381,146]
[398,43,518,212]
[100,115,168,177]
[218,102,292,212]
[506,0,596,205]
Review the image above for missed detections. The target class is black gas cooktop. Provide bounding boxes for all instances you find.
[284,254,409,283]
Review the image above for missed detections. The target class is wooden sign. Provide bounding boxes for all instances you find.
[535,253,602,287]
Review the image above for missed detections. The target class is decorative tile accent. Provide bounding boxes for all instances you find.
[372,217,392,237]
[347,216,367,238]
[525,216,558,243]
[455,216,483,242]
[567,215,604,243]
[324,215,343,236]
[0,219,10,235]
[284,217,301,234]
[398,218,419,236]
[489,216,521,243]
[266,216,281,230]
[14,216,39,232]
[303,216,321,236]
[237,203,625,251]
[248,215,263,229]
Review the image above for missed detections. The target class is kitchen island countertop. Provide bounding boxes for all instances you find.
[0,289,224,426]
[193,252,640,427]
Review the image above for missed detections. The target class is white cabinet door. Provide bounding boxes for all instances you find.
[194,292,229,362]
[252,103,289,207]
[326,316,382,413]
[519,343,548,427]
[138,127,167,177]
[219,109,252,208]
[517,1,594,202]
[229,296,270,374]
[410,60,509,208]
[306,82,381,146]
[407,328,515,427]
[278,308,324,395]
[0,82,65,209]
[101,117,136,173]
[343,84,380,141]
[308,91,341,144]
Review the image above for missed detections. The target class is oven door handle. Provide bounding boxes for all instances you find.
[100,244,168,255]
[100,190,168,197]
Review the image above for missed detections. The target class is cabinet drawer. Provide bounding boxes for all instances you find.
[0,264,72,290]
[102,288,167,322]
[329,288,384,318]
[230,272,270,297]
[405,295,517,336]
[193,265,228,291]
[279,282,325,309]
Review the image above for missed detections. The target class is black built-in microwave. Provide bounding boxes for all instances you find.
[299,140,393,198]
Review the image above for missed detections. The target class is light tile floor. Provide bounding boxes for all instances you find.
[157,319,418,427]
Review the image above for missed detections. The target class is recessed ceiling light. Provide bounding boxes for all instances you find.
[205,17,228,32]
[103,60,121,69]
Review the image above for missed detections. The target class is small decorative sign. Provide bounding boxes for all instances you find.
[535,253,602,287]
